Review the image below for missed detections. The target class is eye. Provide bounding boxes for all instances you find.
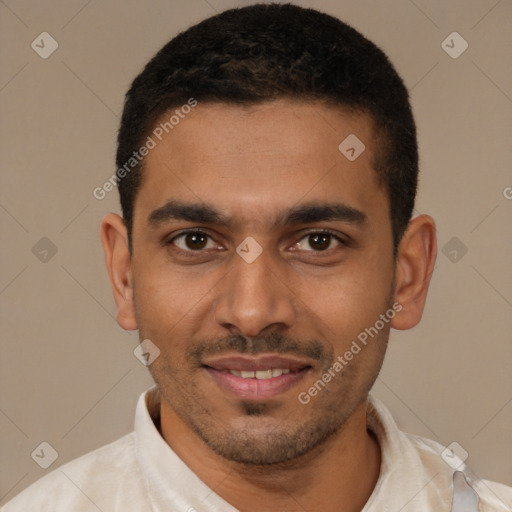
[293,231,345,252]
[169,230,218,252]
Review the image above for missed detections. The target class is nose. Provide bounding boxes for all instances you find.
[214,247,296,338]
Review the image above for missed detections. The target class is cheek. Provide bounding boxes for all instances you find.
[296,262,393,342]
[306,263,389,306]
[132,260,218,334]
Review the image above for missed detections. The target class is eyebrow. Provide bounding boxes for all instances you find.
[147,199,367,229]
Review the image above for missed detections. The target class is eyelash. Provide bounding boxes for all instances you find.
[166,229,349,256]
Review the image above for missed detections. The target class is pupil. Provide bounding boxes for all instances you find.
[186,233,207,250]
[310,234,330,250]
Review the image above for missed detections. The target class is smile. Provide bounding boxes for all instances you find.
[202,354,312,400]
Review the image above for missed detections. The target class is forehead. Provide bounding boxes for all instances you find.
[135,100,387,230]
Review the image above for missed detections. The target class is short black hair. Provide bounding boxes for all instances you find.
[116,3,418,253]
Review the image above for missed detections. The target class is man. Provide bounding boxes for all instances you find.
[3,3,511,511]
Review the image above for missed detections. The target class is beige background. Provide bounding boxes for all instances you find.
[1,0,511,504]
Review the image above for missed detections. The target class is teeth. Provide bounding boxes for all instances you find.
[255,370,273,380]
[228,369,292,379]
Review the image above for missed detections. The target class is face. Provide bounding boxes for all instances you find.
[128,100,397,464]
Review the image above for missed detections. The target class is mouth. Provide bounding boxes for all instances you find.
[202,354,312,400]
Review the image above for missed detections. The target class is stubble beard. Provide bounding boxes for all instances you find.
[147,326,389,467]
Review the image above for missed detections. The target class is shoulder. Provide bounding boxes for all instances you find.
[366,395,512,511]
[476,480,512,512]
[1,433,149,512]
[404,432,512,511]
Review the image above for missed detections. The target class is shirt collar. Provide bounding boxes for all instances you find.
[134,386,239,511]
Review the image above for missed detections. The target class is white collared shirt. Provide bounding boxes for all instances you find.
[2,387,511,511]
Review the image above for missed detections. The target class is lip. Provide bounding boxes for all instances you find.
[202,353,312,400]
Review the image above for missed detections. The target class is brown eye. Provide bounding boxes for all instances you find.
[170,231,215,251]
[185,232,208,250]
[295,231,343,252]
[308,233,331,251]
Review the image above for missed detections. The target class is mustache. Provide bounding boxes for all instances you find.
[187,332,331,365]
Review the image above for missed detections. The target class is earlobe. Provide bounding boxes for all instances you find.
[100,214,138,331]
[391,215,437,330]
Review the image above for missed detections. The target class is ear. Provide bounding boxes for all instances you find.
[100,213,138,331]
[391,215,437,330]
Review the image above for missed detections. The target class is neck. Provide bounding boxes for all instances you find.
[157,395,381,512]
